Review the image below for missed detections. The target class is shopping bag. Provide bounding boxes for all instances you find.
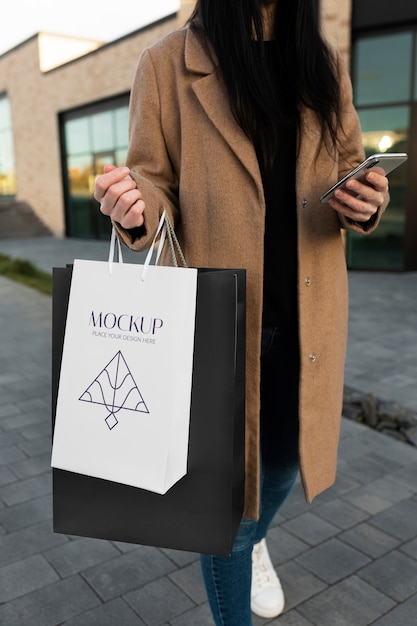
[51,213,198,494]
[51,221,246,556]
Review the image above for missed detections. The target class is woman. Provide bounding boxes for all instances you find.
[94,1,389,623]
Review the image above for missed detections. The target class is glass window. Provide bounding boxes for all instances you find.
[347,106,409,270]
[353,33,413,106]
[67,154,93,197]
[91,111,114,152]
[359,106,409,155]
[115,107,128,146]
[62,99,129,238]
[0,94,16,196]
[65,118,90,154]
[0,95,11,125]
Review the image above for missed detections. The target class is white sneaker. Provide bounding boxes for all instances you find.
[251,539,285,618]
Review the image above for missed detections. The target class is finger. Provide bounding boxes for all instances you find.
[335,184,384,210]
[94,166,131,202]
[103,164,117,174]
[113,198,146,229]
[346,174,388,199]
[100,187,142,217]
[329,196,376,222]
[96,177,138,210]
[365,171,389,193]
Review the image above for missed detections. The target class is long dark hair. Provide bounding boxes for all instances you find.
[188,0,342,167]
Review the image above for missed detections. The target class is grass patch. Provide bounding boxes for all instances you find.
[0,253,52,295]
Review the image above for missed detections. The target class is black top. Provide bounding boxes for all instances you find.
[253,41,298,329]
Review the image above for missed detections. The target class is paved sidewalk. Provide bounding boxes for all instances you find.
[0,237,416,625]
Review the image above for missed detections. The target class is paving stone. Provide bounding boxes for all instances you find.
[17,436,51,457]
[269,610,313,625]
[339,417,366,438]
[44,536,121,577]
[9,452,51,479]
[0,471,51,506]
[281,511,339,546]
[82,545,177,602]
[0,464,17,487]
[0,554,59,603]
[275,560,327,610]
[168,560,207,604]
[389,463,417,492]
[1,410,48,432]
[340,522,400,558]
[64,597,146,625]
[295,538,371,584]
[170,602,214,626]
[111,540,144,554]
[278,482,311,519]
[370,499,417,541]
[358,551,417,602]
[297,575,395,626]
[313,497,369,529]
[336,454,399,486]
[125,575,195,625]
[337,430,384,463]
[400,537,417,561]
[160,547,199,568]
[320,470,360,497]
[0,403,21,420]
[14,397,50,413]
[0,520,68,568]
[266,525,310,565]
[371,592,417,626]
[19,421,51,441]
[342,476,413,515]
[0,575,100,626]
[0,444,27,465]
[0,430,24,449]
[0,494,52,531]
[365,434,417,466]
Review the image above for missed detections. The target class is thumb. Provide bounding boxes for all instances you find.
[103,164,117,174]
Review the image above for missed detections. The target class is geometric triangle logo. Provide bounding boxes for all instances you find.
[79,350,149,430]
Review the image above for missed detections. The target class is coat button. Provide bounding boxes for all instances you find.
[302,198,308,207]
[309,352,316,363]
[305,276,311,286]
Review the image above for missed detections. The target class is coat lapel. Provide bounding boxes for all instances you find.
[185,28,263,198]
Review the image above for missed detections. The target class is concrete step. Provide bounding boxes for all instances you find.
[0,200,52,239]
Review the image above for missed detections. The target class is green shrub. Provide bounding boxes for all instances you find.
[0,254,52,295]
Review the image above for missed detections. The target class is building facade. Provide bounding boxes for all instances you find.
[1,0,415,269]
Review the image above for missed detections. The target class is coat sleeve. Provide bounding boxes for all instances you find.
[115,48,180,251]
[334,52,389,235]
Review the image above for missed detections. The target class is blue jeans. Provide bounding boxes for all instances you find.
[200,327,300,626]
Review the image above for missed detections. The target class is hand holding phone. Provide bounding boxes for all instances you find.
[320,153,407,203]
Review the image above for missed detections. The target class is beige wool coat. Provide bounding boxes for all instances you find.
[117,26,388,520]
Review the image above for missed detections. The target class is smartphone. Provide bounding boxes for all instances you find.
[320,152,408,203]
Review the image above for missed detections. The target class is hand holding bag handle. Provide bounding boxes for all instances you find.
[108,210,187,279]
